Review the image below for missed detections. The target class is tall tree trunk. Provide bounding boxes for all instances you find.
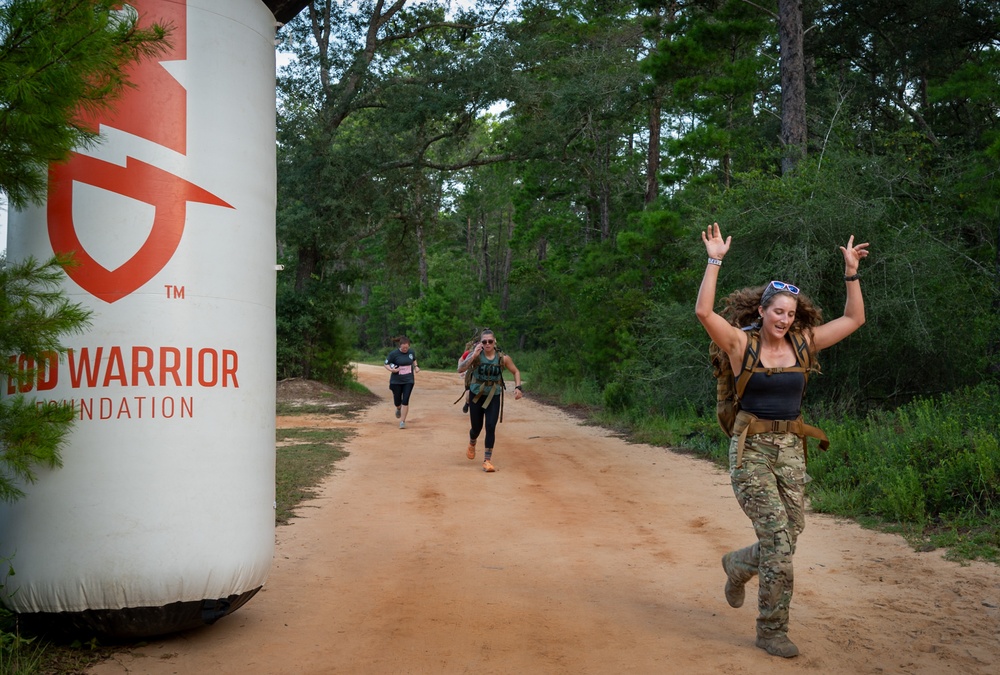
[991,218,1000,376]
[778,0,807,175]
[600,143,611,241]
[411,178,429,294]
[646,93,661,205]
[416,219,428,295]
[481,211,491,290]
[500,208,514,311]
[357,283,370,348]
[600,182,611,241]
[466,214,477,280]
[294,240,320,293]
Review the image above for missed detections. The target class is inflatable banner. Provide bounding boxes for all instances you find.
[0,0,277,637]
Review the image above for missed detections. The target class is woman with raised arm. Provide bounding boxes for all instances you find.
[695,222,869,659]
[456,329,523,472]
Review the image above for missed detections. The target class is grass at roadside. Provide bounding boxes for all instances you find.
[564,380,1000,566]
[275,427,352,525]
[517,349,1000,564]
[0,627,110,675]
[274,375,377,524]
[805,383,1000,564]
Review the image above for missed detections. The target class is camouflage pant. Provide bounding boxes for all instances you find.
[726,431,807,638]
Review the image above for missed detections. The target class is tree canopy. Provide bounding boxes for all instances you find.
[275,0,999,414]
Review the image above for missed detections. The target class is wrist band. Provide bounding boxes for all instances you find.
[844,273,860,282]
[707,257,723,266]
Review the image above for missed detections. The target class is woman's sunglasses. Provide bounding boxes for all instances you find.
[768,280,800,295]
[481,339,495,345]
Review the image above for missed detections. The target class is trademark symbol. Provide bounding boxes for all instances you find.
[165,285,185,299]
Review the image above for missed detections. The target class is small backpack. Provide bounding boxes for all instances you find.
[710,329,812,438]
[454,349,506,404]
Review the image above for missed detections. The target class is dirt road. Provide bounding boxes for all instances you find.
[92,364,1000,674]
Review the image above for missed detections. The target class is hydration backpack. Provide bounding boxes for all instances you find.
[454,350,506,405]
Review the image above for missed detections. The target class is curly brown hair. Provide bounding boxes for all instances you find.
[711,284,825,374]
[720,284,823,332]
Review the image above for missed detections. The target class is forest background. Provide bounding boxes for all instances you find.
[278,0,1000,558]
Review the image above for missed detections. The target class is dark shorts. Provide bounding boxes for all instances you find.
[389,382,414,406]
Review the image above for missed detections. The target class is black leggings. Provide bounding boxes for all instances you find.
[469,392,501,449]
[389,382,414,407]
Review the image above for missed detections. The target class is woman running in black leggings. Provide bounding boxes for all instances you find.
[456,330,522,472]
[384,336,419,429]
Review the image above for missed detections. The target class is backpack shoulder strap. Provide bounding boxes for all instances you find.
[790,331,810,374]
[733,332,760,400]
[790,332,812,394]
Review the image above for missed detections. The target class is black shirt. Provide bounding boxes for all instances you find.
[740,367,805,420]
[385,349,417,385]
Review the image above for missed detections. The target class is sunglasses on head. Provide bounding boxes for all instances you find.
[481,339,495,345]
[768,280,800,295]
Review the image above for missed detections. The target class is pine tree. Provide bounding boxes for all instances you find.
[0,256,92,502]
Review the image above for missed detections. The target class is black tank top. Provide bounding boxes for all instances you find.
[740,360,805,421]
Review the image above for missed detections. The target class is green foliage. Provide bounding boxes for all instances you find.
[809,383,1000,533]
[276,275,356,385]
[275,1,519,377]
[921,511,1000,564]
[624,146,999,416]
[0,612,44,675]
[0,256,91,502]
[811,0,1000,151]
[0,0,170,207]
[0,256,91,375]
[601,379,631,412]
[641,0,776,185]
[0,397,73,504]
[622,301,715,415]
[391,250,501,368]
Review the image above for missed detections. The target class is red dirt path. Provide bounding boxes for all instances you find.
[91,364,1000,674]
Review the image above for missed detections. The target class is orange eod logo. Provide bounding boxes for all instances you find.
[46,0,232,303]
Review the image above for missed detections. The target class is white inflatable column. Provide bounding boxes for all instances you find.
[0,0,277,637]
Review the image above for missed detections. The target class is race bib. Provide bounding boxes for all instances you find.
[397,365,412,375]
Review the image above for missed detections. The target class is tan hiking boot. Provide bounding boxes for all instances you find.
[721,552,745,608]
[466,443,476,460]
[482,460,496,472]
[755,635,799,658]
